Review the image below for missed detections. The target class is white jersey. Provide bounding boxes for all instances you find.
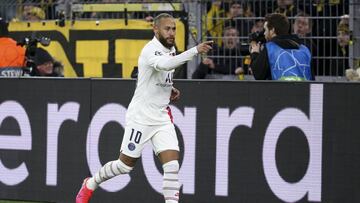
[126,37,198,125]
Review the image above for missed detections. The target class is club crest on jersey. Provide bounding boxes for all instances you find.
[128,143,136,151]
[165,72,173,83]
[155,51,163,56]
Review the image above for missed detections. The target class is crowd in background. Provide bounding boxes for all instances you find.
[0,0,183,22]
[203,0,351,79]
[0,0,356,80]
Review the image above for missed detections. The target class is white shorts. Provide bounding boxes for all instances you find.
[120,121,179,158]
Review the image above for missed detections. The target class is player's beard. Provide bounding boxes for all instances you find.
[158,34,175,49]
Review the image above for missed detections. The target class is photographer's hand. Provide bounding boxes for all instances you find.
[250,41,261,54]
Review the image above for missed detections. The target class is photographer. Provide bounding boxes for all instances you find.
[0,17,26,69]
[250,13,313,81]
[31,48,63,77]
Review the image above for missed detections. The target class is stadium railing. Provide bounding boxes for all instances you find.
[0,0,358,80]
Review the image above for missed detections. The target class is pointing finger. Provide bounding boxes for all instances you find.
[204,40,214,45]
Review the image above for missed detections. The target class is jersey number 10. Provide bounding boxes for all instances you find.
[130,128,142,144]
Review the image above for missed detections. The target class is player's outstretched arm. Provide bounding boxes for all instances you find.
[153,41,214,71]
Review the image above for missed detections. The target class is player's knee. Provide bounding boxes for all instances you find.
[163,160,179,173]
[116,159,133,174]
[119,153,138,167]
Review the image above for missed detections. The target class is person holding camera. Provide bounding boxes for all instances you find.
[250,13,313,81]
[0,17,26,69]
[31,47,63,77]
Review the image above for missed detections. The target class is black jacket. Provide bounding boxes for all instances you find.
[250,35,313,80]
[192,45,243,79]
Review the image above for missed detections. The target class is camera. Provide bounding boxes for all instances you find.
[17,36,51,75]
[240,31,266,55]
[249,31,266,44]
[18,36,51,57]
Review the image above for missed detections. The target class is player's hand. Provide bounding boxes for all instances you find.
[196,41,213,54]
[170,87,180,102]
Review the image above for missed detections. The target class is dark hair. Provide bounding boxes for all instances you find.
[153,13,174,27]
[0,17,9,37]
[223,26,239,36]
[265,13,289,35]
[230,1,243,6]
[34,48,53,66]
[295,12,312,29]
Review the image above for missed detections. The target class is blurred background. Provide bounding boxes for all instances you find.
[0,0,358,81]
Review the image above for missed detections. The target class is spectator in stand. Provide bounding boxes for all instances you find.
[337,21,350,57]
[22,5,45,21]
[224,1,254,38]
[251,20,264,33]
[0,17,26,68]
[293,12,312,38]
[206,1,254,47]
[293,12,318,74]
[316,14,350,76]
[311,0,348,76]
[334,17,350,76]
[31,47,63,77]
[312,0,346,16]
[275,0,299,17]
[339,14,349,26]
[192,26,244,79]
